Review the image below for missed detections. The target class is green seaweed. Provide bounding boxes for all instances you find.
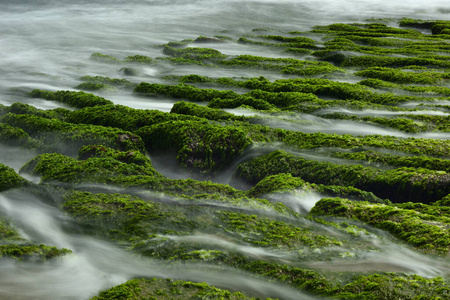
[30,89,113,108]
[0,164,27,192]
[136,120,252,174]
[91,278,258,300]
[236,150,450,203]
[0,244,71,262]
[133,82,239,102]
[170,101,247,121]
[310,197,450,254]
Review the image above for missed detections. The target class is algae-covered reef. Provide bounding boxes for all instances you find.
[3,17,450,300]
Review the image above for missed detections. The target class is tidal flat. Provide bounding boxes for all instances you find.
[1,1,450,299]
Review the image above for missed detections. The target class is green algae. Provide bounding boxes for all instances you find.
[247,173,387,204]
[20,151,159,184]
[163,45,227,62]
[219,211,342,249]
[219,54,342,76]
[332,150,450,172]
[65,104,200,132]
[79,75,137,89]
[136,120,252,174]
[310,197,450,254]
[91,278,260,300]
[74,82,119,93]
[6,102,71,120]
[0,164,27,192]
[0,244,71,262]
[0,122,45,150]
[208,96,278,111]
[356,67,450,85]
[400,18,450,35]
[170,101,247,121]
[90,52,122,64]
[30,89,114,108]
[2,113,145,155]
[134,82,239,102]
[236,150,450,203]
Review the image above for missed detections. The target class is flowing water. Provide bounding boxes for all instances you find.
[1,1,450,299]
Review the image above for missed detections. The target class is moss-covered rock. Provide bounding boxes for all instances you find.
[133,82,239,102]
[30,89,114,108]
[0,164,27,192]
[170,101,246,121]
[2,113,145,155]
[0,244,71,262]
[91,278,262,300]
[20,151,159,184]
[136,120,252,174]
[236,150,450,203]
[310,197,450,254]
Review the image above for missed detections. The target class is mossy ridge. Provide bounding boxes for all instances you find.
[280,130,450,158]
[79,75,137,89]
[136,120,252,174]
[90,53,122,64]
[312,22,423,37]
[171,101,248,121]
[310,197,450,254]
[356,67,450,85]
[61,189,378,277]
[246,261,450,299]
[4,102,71,121]
[332,54,450,69]
[309,21,450,68]
[400,18,450,35]
[77,145,152,167]
[237,34,318,52]
[30,89,113,108]
[90,53,157,65]
[319,113,433,133]
[332,150,450,172]
[0,122,46,150]
[61,190,298,251]
[208,96,278,111]
[240,77,423,106]
[65,104,201,132]
[219,211,343,249]
[141,76,426,106]
[218,54,343,76]
[401,114,450,132]
[0,244,71,262]
[18,149,273,208]
[133,82,239,102]
[62,191,178,239]
[160,39,339,76]
[91,277,260,300]
[0,163,28,192]
[2,113,145,155]
[20,152,160,184]
[236,150,450,204]
[317,36,450,57]
[162,45,228,62]
[359,78,450,95]
[247,173,387,204]
[74,82,119,93]
[163,75,437,112]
